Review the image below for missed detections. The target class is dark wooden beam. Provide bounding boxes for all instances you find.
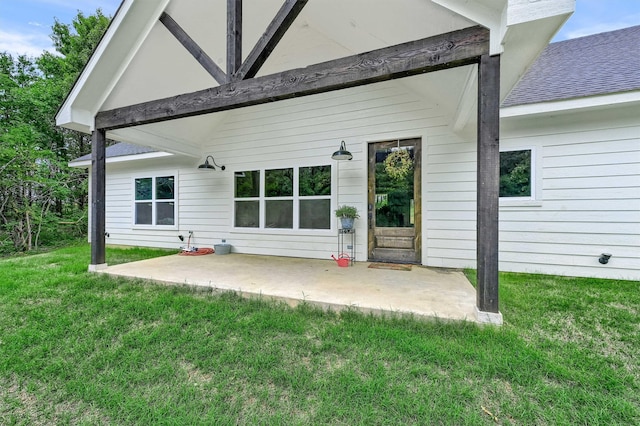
[227,0,242,80]
[476,53,500,314]
[90,128,107,268]
[96,25,489,130]
[159,12,227,85]
[235,0,309,81]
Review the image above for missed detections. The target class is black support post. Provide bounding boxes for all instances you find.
[476,54,500,314]
[90,128,107,269]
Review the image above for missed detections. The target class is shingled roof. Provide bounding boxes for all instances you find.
[72,142,158,163]
[503,25,640,107]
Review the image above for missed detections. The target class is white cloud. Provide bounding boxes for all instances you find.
[0,29,54,57]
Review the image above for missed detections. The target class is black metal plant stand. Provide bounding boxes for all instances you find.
[337,228,356,265]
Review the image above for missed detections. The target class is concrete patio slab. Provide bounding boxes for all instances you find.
[102,253,479,323]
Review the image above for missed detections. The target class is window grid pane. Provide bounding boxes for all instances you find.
[235,171,260,198]
[156,176,175,200]
[500,150,531,197]
[235,201,260,228]
[135,202,152,225]
[265,200,293,229]
[300,199,331,229]
[299,165,331,196]
[156,202,175,225]
[135,178,152,201]
[265,168,293,197]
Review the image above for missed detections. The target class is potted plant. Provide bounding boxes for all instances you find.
[335,205,359,229]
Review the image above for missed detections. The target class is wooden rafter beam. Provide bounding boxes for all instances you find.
[95,25,489,131]
[235,0,309,81]
[159,12,227,85]
[227,0,242,80]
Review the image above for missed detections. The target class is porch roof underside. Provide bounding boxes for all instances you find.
[57,0,573,157]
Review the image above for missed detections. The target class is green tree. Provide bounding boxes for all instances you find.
[375,149,415,227]
[0,10,111,254]
[51,10,110,79]
[499,150,531,197]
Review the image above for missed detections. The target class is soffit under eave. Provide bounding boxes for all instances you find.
[297,0,476,59]
[106,112,230,158]
[98,0,478,113]
[60,0,509,133]
[59,0,569,143]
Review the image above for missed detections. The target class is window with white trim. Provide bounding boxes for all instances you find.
[500,149,532,198]
[134,175,176,226]
[234,165,332,230]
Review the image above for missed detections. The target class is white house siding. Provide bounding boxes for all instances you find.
[197,80,452,262]
[102,156,209,250]
[500,105,640,280]
[98,82,640,281]
[100,79,459,261]
[420,102,640,279]
[423,132,477,269]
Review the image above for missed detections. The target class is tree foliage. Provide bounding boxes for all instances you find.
[0,10,111,254]
[499,150,531,197]
[375,148,415,227]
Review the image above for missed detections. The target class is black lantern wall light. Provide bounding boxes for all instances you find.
[198,155,226,170]
[331,140,353,161]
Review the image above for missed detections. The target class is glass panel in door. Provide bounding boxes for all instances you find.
[368,139,421,263]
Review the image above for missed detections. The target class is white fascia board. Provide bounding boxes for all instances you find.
[57,108,94,134]
[68,151,173,168]
[91,0,171,123]
[56,0,171,131]
[506,0,575,27]
[501,91,640,118]
[56,0,135,130]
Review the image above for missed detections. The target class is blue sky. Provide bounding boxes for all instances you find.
[1,0,639,57]
[0,0,121,56]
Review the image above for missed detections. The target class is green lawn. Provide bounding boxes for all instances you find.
[1,244,638,425]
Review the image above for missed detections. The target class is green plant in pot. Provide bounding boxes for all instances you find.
[335,205,359,229]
